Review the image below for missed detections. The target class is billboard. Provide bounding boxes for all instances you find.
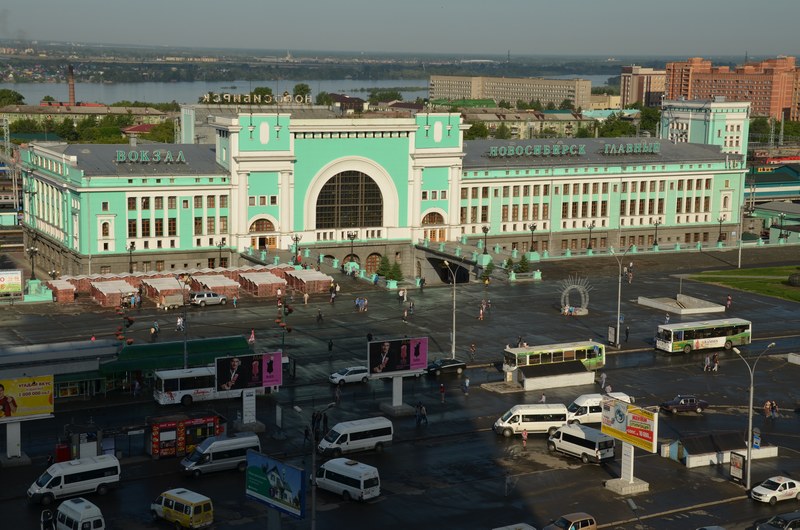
[368,337,428,376]
[215,352,283,391]
[0,375,54,422]
[601,395,658,453]
[246,449,306,519]
[0,270,23,295]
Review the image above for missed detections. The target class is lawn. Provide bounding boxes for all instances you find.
[690,266,800,303]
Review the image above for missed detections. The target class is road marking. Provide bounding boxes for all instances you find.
[598,495,747,528]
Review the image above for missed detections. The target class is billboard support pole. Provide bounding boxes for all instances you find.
[5,421,21,458]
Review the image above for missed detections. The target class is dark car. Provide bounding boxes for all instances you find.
[426,358,466,376]
[756,510,800,530]
[660,394,708,413]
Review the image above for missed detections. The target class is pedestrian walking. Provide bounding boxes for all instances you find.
[398,289,404,305]
[248,328,256,345]
[726,294,732,310]
[415,402,421,426]
[46,454,54,467]
[664,313,670,324]
[763,400,772,419]
[303,292,309,305]
[628,271,633,284]
[403,289,408,303]
[439,383,445,404]
[334,385,341,405]
[328,339,334,358]
[176,316,184,332]
[625,326,630,343]
[605,384,613,394]
[420,277,426,292]
[367,332,374,343]
[303,426,310,447]
[402,308,408,323]
[330,291,336,304]
[462,377,470,396]
[712,352,719,372]
[232,296,238,309]
[599,371,607,389]
[538,393,546,403]
[420,404,428,425]
[317,309,324,324]
[478,307,484,321]
[132,379,141,397]
[771,400,779,419]
[623,265,628,278]
[704,355,711,372]
[522,428,528,449]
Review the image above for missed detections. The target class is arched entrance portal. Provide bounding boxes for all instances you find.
[431,258,469,284]
[249,219,277,250]
[315,171,383,229]
[365,253,382,275]
[422,212,446,242]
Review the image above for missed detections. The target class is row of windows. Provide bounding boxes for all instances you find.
[421,190,448,200]
[127,195,229,211]
[464,164,718,178]
[348,426,392,442]
[459,179,717,201]
[161,375,215,392]
[249,195,278,206]
[512,413,568,423]
[124,217,229,238]
[619,199,665,216]
[62,465,119,485]
[559,432,608,451]
[317,469,362,489]
[560,201,611,218]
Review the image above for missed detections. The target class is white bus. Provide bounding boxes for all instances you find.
[655,318,752,354]
[493,404,569,437]
[153,367,265,406]
[315,458,380,501]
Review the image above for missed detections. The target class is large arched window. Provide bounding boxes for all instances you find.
[422,212,446,242]
[422,212,445,225]
[249,219,275,232]
[316,171,383,229]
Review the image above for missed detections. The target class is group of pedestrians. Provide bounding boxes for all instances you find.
[622,261,635,284]
[414,402,428,425]
[763,400,780,420]
[702,352,720,372]
[354,297,369,312]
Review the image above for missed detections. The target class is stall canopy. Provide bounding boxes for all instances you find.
[100,336,252,374]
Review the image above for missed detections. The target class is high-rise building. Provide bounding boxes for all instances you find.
[665,57,797,121]
[429,75,591,110]
[620,65,665,108]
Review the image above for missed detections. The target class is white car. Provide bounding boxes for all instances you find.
[751,476,800,505]
[329,366,370,386]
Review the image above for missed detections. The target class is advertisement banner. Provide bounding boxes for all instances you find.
[0,270,23,295]
[0,375,54,422]
[601,396,658,453]
[368,337,428,376]
[215,352,282,391]
[246,450,306,519]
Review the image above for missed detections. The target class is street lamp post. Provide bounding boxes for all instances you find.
[528,222,537,252]
[653,218,662,248]
[216,240,225,268]
[717,216,725,242]
[610,245,633,348]
[176,274,191,368]
[443,260,457,359]
[587,220,596,250]
[481,225,489,254]
[127,242,135,274]
[26,244,39,280]
[346,231,357,269]
[733,342,776,490]
[291,234,302,264]
[778,212,786,241]
[296,401,336,530]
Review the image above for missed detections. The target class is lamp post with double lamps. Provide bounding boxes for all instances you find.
[653,218,662,248]
[443,260,457,359]
[733,342,776,491]
[127,242,136,274]
[528,222,537,252]
[717,216,726,242]
[587,220,596,250]
[609,244,633,348]
[216,240,225,268]
[778,212,786,241]
[481,225,489,254]
[346,231,357,270]
[291,234,302,264]
[26,244,39,280]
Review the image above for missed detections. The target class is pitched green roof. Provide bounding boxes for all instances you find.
[101,335,252,373]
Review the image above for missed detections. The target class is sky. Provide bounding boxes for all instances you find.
[1,0,798,58]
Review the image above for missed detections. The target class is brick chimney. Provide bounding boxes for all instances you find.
[67,65,76,106]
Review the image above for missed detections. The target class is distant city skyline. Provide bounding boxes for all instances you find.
[1,1,798,57]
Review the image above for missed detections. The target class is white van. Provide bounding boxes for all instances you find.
[181,432,261,477]
[494,404,569,437]
[567,392,633,424]
[318,417,393,457]
[547,423,615,464]
[315,458,380,501]
[55,497,105,530]
[28,455,121,506]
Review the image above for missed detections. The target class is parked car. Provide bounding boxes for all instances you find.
[329,366,370,386]
[751,476,800,506]
[659,394,708,413]
[425,358,466,376]
[190,291,227,307]
[542,512,597,530]
[756,510,800,529]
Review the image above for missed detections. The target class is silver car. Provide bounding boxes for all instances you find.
[190,291,227,307]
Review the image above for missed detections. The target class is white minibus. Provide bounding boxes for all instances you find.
[55,497,106,530]
[547,423,615,464]
[28,455,121,506]
[567,392,632,424]
[315,458,380,501]
[493,404,568,437]
[181,432,261,477]
[317,417,393,457]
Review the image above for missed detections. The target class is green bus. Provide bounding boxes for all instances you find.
[655,318,752,354]
[503,340,606,371]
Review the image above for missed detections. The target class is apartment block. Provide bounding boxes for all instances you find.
[620,65,666,108]
[429,75,591,110]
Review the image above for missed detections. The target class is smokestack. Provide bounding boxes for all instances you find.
[68,65,75,106]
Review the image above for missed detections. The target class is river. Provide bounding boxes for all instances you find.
[0,75,612,106]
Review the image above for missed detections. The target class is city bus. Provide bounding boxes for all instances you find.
[152,366,266,406]
[655,318,752,354]
[503,340,605,372]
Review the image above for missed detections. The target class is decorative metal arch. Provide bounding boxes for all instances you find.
[558,275,593,314]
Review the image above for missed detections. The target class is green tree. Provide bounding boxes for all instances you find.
[376,255,391,277]
[498,100,512,109]
[575,126,594,138]
[388,262,404,282]
[368,90,402,104]
[504,257,514,273]
[293,83,311,98]
[749,117,770,138]
[494,123,512,139]
[530,99,543,111]
[516,100,530,110]
[464,121,489,140]
[316,91,333,106]
[0,89,25,106]
[598,113,636,137]
[517,254,530,273]
[558,99,575,110]
[54,118,79,141]
[42,95,55,102]
[142,120,177,143]
[481,261,495,281]
[545,102,557,111]
[9,118,40,133]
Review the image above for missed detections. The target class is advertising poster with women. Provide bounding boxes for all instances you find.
[0,375,54,422]
[215,352,282,391]
[367,337,428,376]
